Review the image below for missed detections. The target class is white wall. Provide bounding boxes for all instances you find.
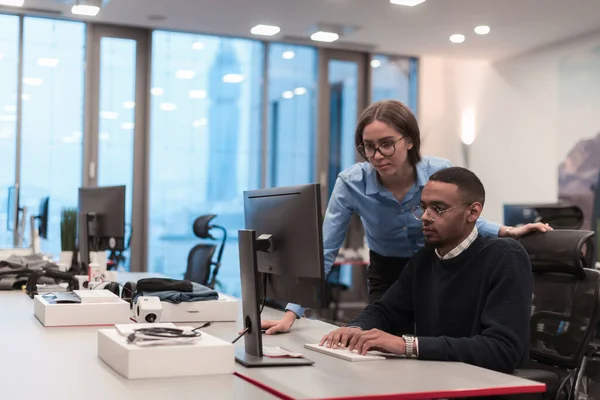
[418,30,600,224]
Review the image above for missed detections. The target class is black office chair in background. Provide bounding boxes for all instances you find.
[515,230,600,400]
[184,215,227,289]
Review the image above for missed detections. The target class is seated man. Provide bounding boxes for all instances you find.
[320,167,535,374]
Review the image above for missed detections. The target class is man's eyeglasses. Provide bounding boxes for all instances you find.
[357,137,404,159]
[411,203,471,222]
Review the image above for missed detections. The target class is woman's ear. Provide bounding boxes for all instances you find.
[406,140,414,151]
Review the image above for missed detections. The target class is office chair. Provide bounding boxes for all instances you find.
[515,230,600,400]
[184,215,227,289]
[535,205,585,230]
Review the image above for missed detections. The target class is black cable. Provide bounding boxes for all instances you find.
[192,321,211,332]
[231,276,267,344]
[259,274,267,314]
[231,327,250,344]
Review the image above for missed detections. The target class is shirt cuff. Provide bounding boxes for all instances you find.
[284,303,305,318]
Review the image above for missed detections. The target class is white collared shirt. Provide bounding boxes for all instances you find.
[435,226,479,260]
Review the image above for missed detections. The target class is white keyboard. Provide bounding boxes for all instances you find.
[304,343,399,362]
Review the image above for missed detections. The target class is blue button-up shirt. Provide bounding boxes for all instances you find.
[285,156,501,317]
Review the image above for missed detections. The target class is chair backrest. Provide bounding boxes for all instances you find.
[185,244,216,286]
[519,230,600,370]
[535,204,584,230]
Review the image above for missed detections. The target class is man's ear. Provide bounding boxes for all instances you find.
[466,202,483,223]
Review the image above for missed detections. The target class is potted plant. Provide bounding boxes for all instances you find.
[59,208,78,266]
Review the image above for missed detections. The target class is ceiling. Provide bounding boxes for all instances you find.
[12,0,600,60]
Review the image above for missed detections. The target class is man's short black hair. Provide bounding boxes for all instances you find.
[429,167,485,206]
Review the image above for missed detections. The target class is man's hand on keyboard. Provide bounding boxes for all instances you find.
[319,327,363,349]
[348,328,405,356]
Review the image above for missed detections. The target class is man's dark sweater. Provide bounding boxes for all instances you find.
[349,234,532,373]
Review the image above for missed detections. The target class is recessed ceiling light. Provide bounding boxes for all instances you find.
[160,102,177,111]
[192,42,205,50]
[250,24,280,36]
[151,87,164,96]
[282,91,294,99]
[23,77,43,86]
[474,25,490,35]
[121,122,135,130]
[71,5,100,16]
[175,69,196,80]
[390,0,426,6]
[21,93,31,101]
[282,51,295,60]
[122,101,135,109]
[37,58,59,67]
[193,118,208,128]
[99,132,110,140]
[0,0,24,6]
[449,34,465,44]
[310,31,339,43]
[100,111,119,119]
[189,89,207,99]
[370,59,382,68]
[222,74,244,83]
[294,87,307,95]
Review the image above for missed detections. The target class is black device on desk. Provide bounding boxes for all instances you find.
[236,183,327,368]
[76,185,126,274]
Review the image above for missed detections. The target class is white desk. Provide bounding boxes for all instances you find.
[0,280,276,400]
[202,308,546,400]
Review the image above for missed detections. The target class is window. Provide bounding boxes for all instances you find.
[148,31,263,296]
[371,55,418,113]
[0,14,19,248]
[19,17,85,254]
[267,44,317,187]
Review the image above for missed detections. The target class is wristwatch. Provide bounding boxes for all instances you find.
[402,334,417,358]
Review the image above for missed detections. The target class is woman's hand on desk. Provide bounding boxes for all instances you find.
[261,311,297,334]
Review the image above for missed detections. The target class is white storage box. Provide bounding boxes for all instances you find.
[97,325,235,379]
[34,294,132,327]
[159,293,239,323]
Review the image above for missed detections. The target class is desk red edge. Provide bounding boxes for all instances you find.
[234,371,546,400]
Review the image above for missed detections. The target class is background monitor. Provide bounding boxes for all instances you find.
[236,183,326,368]
[36,197,49,240]
[78,186,126,271]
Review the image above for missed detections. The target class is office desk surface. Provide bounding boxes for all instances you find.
[203,308,546,400]
[0,283,276,400]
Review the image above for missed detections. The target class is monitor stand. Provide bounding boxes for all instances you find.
[236,229,314,368]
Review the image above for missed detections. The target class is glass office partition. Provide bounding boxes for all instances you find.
[266,43,317,187]
[85,25,149,271]
[19,17,85,254]
[371,55,418,113]
[148,31,263,296]
[0,14,19,248]
[96,36,137,259]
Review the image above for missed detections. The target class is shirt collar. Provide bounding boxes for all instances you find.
[435,226,479,260]
[365,160,428,196]
[365,163,382,195]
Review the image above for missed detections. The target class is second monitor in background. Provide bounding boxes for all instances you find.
[78,186,126,272]
[236,183,326,368]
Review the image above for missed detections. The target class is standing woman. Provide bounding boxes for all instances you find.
[262,100,550,334]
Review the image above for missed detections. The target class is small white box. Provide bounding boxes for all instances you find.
[74,290,122,303]
[159,293,239,323]
[97,327,235,379]
[34,294,132,327]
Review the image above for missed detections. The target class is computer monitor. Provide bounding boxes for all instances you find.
[36,197,49,239]
[78,186,126,272]
[236,183,326,368]
[7,185,22,246]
